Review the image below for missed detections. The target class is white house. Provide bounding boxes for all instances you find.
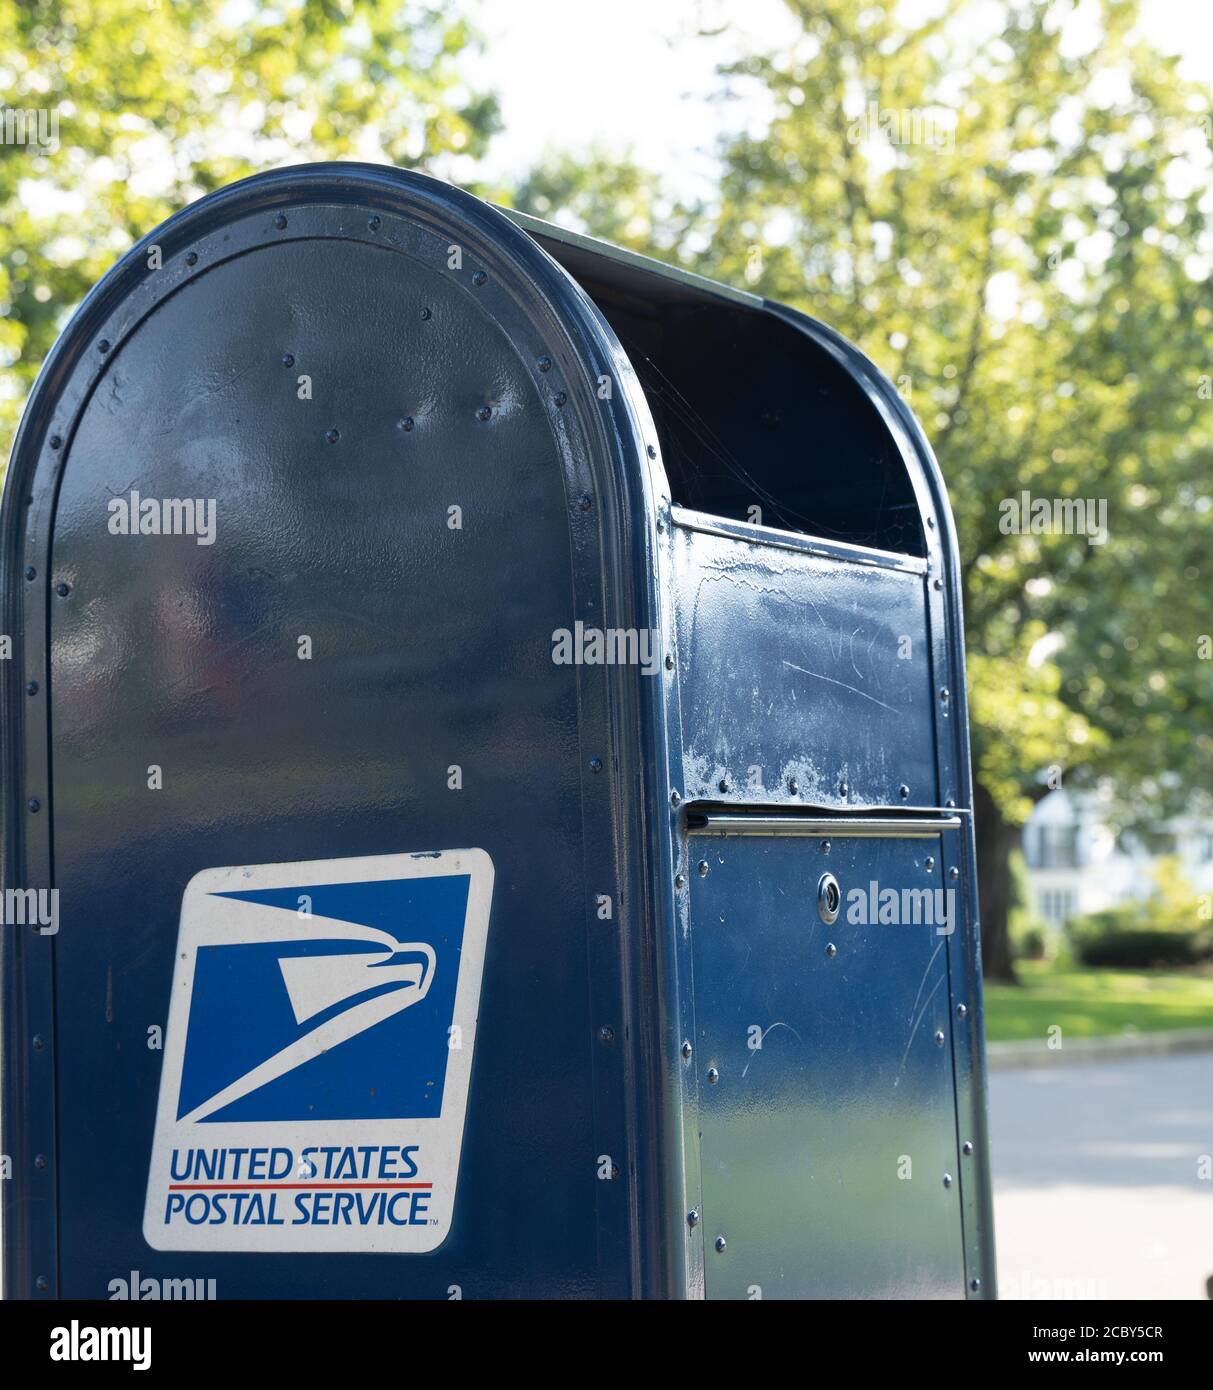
[1021,788,1213,929]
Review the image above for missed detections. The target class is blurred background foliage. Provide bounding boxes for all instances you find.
[0,0,500,462]
[2,0,1211,980]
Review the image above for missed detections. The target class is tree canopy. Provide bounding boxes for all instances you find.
[3,0,1210,979]
[0,0,499,466]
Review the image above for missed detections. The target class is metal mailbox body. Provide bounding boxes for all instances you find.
[2,163,995,1299]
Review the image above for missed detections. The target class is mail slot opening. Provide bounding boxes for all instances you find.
[517,221,925,556]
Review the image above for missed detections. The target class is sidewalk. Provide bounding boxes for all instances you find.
[988,1027,1213,1070]
[989,1051,1213,1300]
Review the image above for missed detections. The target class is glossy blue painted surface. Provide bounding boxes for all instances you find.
[2,164,994,1299]
[688,831,964,1299]
[48,229,611,1299]
[671,528,937,810]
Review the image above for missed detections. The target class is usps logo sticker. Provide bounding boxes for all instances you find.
[144,849,493,1253]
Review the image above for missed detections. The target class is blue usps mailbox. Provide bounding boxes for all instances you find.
[2,164,994,1299]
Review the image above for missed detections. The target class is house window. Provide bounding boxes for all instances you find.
[1036,826,1081,869]
[1038,889,1076,924]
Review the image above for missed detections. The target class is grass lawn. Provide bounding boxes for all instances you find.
[983,961,1213,1042]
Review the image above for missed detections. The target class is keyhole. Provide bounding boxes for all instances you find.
[818,872,841,924]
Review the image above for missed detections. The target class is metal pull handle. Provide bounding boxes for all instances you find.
[688,813,962,838]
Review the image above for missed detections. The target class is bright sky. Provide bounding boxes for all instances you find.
[469,0,1213,202]
[17,1,1213,232]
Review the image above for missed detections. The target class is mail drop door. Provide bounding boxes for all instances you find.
[686,824,965,1299]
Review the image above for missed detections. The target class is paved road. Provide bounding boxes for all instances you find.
[989,1052,1213,1300]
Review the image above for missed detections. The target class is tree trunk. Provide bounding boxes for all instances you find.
[973,778,1019,983]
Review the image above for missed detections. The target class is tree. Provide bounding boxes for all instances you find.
[510,147,699,259]
[0,0,499,478]
[517,0,1213,980]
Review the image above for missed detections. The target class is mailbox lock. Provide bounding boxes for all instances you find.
[817,872,841,924]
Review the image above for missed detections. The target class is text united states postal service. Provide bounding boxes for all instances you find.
[144,849,494,1253]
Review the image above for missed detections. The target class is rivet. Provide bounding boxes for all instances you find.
[554,391,567,408]
[715,1236,727,1253]
[839,780,848,796]
[934,1030,946,1046]
[706,1066,719,1083]
[943,1173,953,1188]
[927,516,935,528]
[326,428,340,444]
[25,566,36,581]
[477,405,492,422]
[578,494,592,512]
[647,444,657,459]
[472,270,487,287]
[420,307,432,321]
[49,435,62,450]
[598,1025,615,1045]
[825,942,837,958]
[970,1278,981,1292]
[26,681,38,696]
[946,798,956,808]
[56,582,70,597]
[681,1040,692,1059]
[35,1276,49,1293]
[34,1153,46,1170]
[899,784,910,799]
[281,353,295,368]
[32,1035,45,1051]
[186,251,198,267]
[956,1003,967,1019]
[687,1209,700,1227]
[933,577,943,590]
[399,417,414,432]
[27,798,40,813]
[821,839,831,854]
[537,355,552,373]
[98,338,110,354]
[949,866,960,881]
[940,687,950,702]
[589,757,603,774]
[670,791,681,807]
[718,777,730,793]
[697,860,710,877]
[664,654,674,671]
[274,213,287,230]
[788,777,799,794]
[367,215,381,231]
[925,856,935,873]
[674,873,687,890]
[962,1141,974,1156]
